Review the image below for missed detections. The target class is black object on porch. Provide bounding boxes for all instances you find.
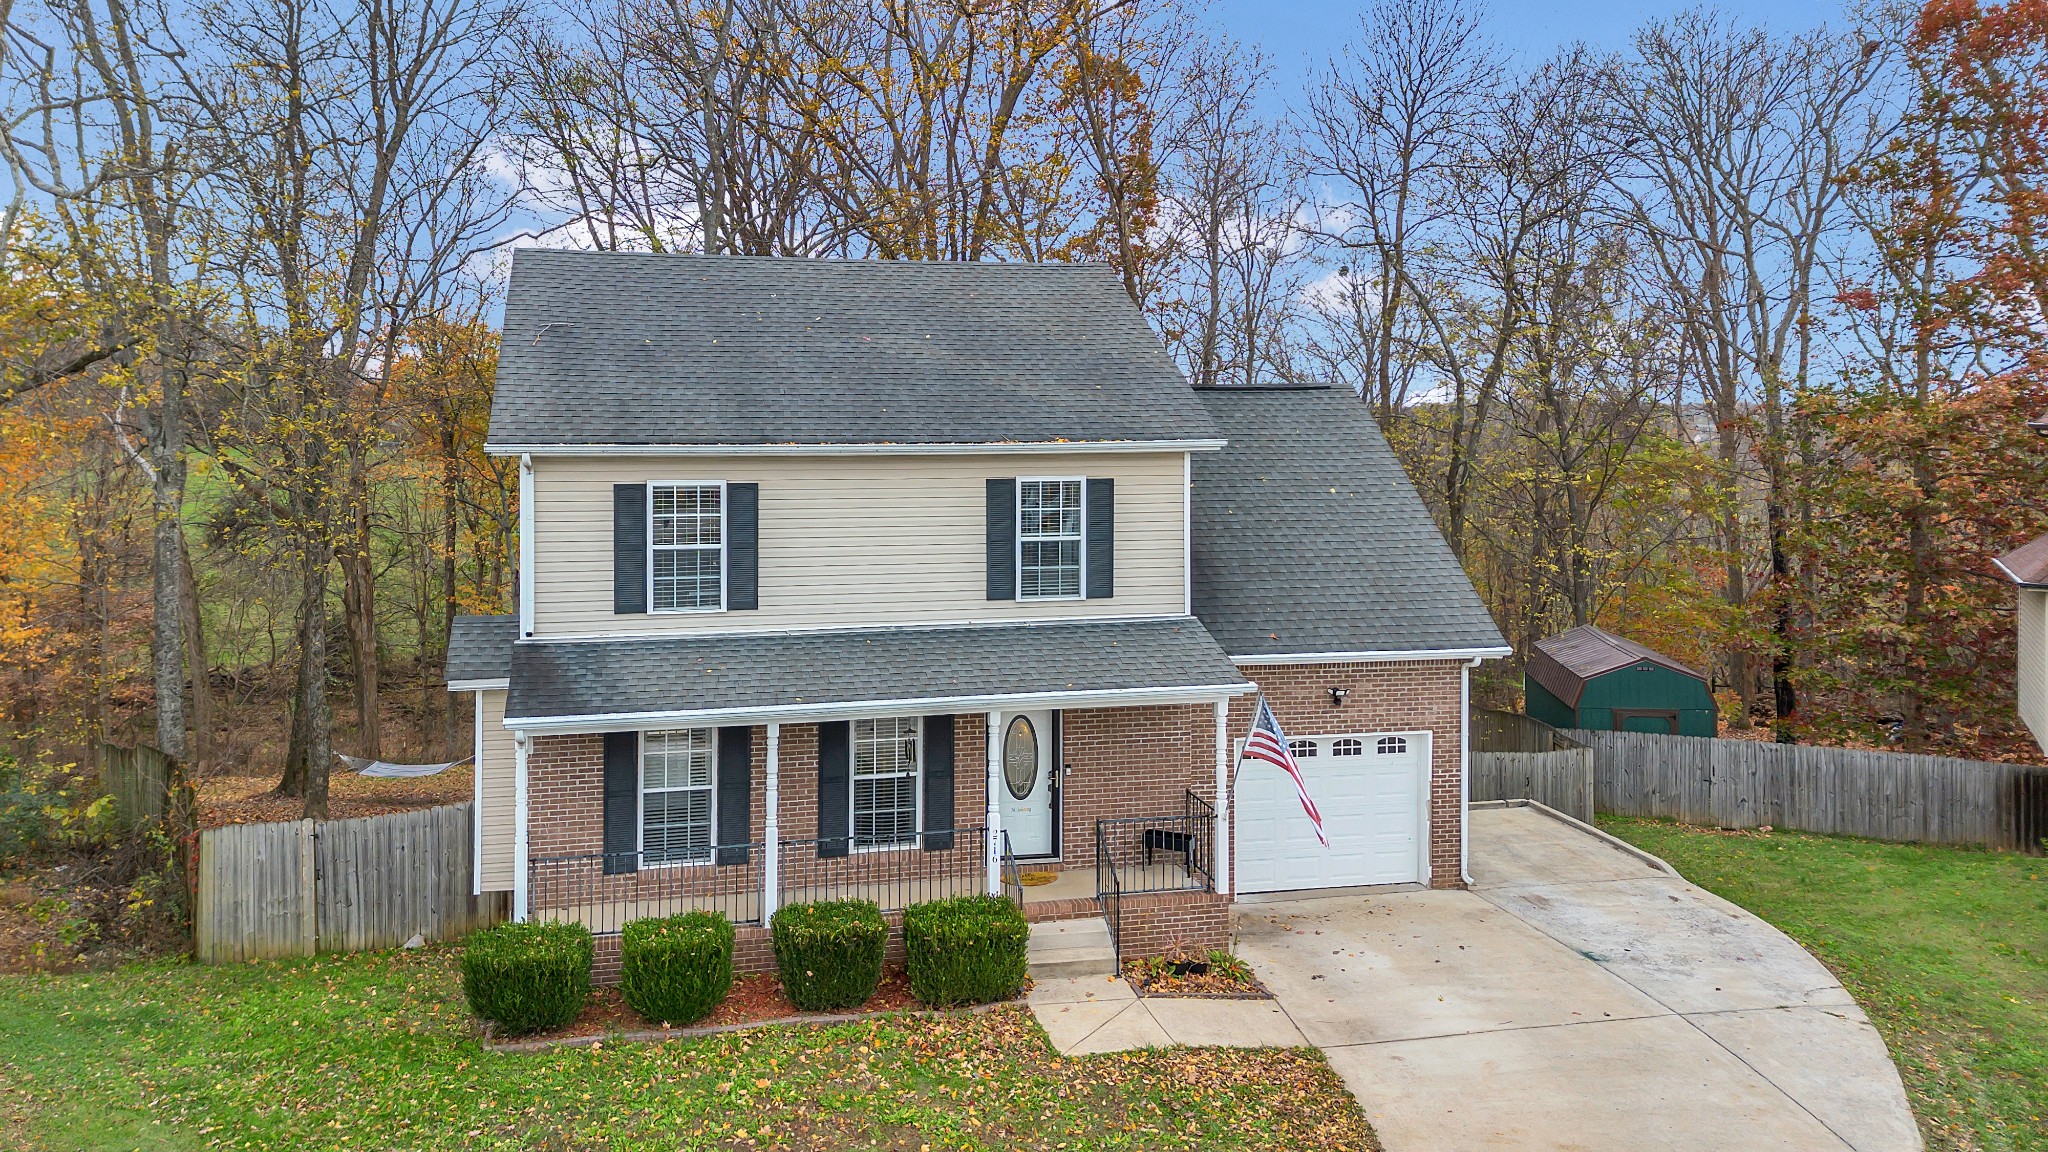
[1093,792,1216,963]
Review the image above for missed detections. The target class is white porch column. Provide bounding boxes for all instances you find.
[763,723,781,922]
[985,710,1003,895]
[471,691,485,897]
[1213,698,1232,896]
[512,730,531,922]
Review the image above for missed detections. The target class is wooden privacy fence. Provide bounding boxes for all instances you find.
[1471,749,1596,822]
[101,743,193,831]
[1474,708,1579,754]
[1568,728,2048,853]
[194,802,505,963]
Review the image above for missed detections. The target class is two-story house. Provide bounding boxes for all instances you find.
[444,251,1507,976]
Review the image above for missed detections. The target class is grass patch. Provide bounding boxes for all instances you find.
[1600,817,2048,1152]
[0,946,1375,1150]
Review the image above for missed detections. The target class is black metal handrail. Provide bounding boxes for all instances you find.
[527,843,767,933]
[776,825,991,913]
[1000,831,1025,908]
[1095,820,1123,967]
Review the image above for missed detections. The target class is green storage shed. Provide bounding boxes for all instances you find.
[1525,624,1718,736]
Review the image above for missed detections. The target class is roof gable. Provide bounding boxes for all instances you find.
[487,250,1220,449]
[1189,386,1505,657]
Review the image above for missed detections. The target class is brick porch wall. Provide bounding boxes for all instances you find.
[592,915,913,985]
[1115,891,1232,960]
[1229,659,1467,889]
[1057,704,1219,868]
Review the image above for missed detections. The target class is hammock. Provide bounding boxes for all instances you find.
[336,753,473,778]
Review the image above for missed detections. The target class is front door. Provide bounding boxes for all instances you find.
[998,710,1056,857]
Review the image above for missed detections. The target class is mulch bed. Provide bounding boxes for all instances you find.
[490,968,937,1049]
[1123,958,1272,1000]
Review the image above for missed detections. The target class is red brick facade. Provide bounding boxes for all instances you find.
[518,659,1469,957]
[1230,659,1468,888]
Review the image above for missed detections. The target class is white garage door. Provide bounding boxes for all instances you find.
[1235,731,1427,893]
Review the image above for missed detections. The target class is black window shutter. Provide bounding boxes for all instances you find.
[1086,477,1114,599]
[726,483,759,610]
[715,726,752,864]
[613,484,647,614]
[922,715,955,851]
[985,478,1016,600]
[601,731,639,874]
[817,721,851,858]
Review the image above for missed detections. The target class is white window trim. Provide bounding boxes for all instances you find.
[646,480,729,615]
[850,716,924,853]
[1015,475,1087,602]
[638,728,718,868]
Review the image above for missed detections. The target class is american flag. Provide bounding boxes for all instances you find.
[1239,697,1327,847]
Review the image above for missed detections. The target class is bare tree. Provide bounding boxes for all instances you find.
[1607,12,1886,728]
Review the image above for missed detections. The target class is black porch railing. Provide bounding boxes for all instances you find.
[528,844,768,933]
[1093,791,1217,964]
[777,825,999,912]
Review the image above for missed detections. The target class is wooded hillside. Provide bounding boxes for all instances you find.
[5,0,2047,816]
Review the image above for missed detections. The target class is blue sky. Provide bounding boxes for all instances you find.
[1204,0,1843,93]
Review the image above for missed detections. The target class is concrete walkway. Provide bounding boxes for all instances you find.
[1236,804,1922,1152]
[1027,974,1308,1055]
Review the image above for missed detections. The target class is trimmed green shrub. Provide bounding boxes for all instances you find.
[460,920,593,1035]
[619,910,735,1026]
[770,899,887,1011]
[903,895,1028,1007]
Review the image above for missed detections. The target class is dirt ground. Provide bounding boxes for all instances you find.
[192,764,473,828]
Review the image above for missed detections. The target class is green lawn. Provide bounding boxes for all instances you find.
[0,947,1375,1151]
[1600,817,2048,1152]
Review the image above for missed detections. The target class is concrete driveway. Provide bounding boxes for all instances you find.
[1236,803,1921,1151]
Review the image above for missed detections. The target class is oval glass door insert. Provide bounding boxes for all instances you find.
[1003,716,1039,800]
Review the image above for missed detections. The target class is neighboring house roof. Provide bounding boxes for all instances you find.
[1189,386,1507,660]
[1995,531,2048,588]
[446,614,517,684]
[1527,624,1706,709]
[502,618,1252,729]
[487,250,1223,450]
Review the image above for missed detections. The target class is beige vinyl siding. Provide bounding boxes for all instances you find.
[477,689,516,891]
[2020,589,2048,756]
[530,451,1189,636]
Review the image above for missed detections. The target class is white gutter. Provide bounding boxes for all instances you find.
[503,681,1257,735]
[447,678,509,693]
[1232,646,1512,666]
[1992,556,2048,589]
[486,438,1228,458]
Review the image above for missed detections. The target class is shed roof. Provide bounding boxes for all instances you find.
[487,250,1221,450]
[1526,624,1706,709]
[1995,531,2048,588]
[1189,386,1506,658]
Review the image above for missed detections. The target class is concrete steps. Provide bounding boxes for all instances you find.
[1028,916,1117,979]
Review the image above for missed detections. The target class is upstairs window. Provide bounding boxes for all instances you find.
[651,482,724,611]
[853,717,921,847]
[1018,479,1084,599]
[643,728,715,863]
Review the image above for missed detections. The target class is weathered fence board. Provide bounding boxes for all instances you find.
[1474,709,1576,754]
[195,802,504,963]
[1568,728,2048,853]
[195,819,314,963]
[1471,749,1596,822]
[101,743,181,828]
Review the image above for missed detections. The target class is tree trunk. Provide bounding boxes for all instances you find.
[179,533,211,771]
[340,529,380,759]
[298,539,335,820]
[149,355,188,761]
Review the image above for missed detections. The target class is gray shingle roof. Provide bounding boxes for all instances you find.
[503,618,1249,723]
[488,250,1221,448]
[1191,387,1505,657]
[446,615,516,683]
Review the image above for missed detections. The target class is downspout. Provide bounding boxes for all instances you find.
[472,690,484,897]
[1461,656,1481,887]
[518,454,535,638]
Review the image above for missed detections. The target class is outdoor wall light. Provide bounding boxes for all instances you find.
[1329,687,1349,707]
